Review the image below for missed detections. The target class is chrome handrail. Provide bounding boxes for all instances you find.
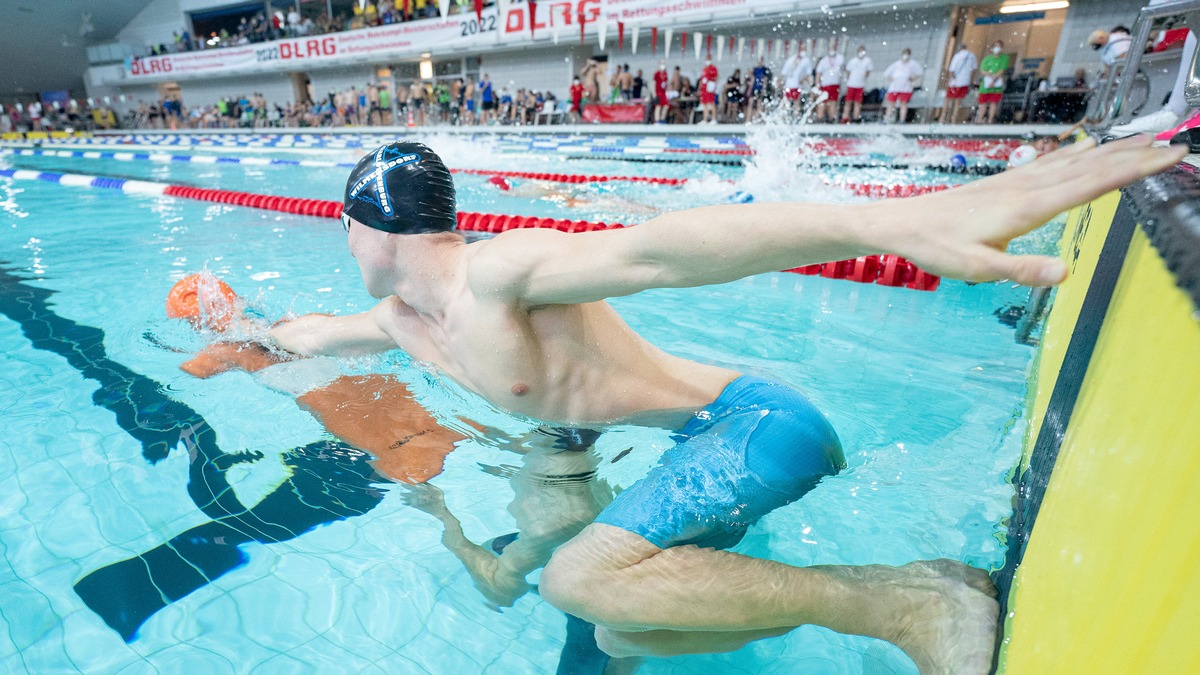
[1097,0,1200,128]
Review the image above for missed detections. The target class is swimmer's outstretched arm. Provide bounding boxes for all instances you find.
[474,136,1185,305]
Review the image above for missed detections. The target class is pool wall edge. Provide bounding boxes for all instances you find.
[995,166,1200,672]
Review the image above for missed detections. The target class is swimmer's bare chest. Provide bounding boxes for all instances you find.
[379,295,736,425]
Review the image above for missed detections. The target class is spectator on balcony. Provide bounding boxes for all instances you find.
[287,7,301,36]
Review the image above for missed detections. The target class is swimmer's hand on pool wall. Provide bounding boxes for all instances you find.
[878,135,1187,286]
[477,136,1184,304]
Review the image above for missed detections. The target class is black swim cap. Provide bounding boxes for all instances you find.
[342,141,457,234]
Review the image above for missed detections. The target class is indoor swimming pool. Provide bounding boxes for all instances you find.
[0,130,1053,673]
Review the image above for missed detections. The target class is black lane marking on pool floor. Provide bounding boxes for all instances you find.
[990,195,1138,666]
[0,266,385,642]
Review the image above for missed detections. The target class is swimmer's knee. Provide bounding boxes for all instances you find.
[541,527,657,627]
[540,548,590,614]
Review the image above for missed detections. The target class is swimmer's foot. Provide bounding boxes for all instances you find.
[817,560,1000,675]
[899,558,999,598]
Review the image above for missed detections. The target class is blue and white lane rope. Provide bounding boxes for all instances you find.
[0,168,170,195]
[0,147,350,168]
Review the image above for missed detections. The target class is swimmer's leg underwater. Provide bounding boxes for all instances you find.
[540,383,997,672]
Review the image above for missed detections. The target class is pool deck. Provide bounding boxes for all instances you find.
[80,123,1071,140]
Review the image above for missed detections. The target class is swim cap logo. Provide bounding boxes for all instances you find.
[347,146,420,216]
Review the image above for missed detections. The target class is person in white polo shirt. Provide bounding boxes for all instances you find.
[883,48,923,123]
[941,43,977,124]
[840,45,873,123]
[815,45,845,123]
[780,47,814,117]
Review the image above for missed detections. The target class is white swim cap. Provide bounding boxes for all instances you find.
[1007,144,1039,168]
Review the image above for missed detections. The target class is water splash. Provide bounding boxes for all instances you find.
[737,108,861,203]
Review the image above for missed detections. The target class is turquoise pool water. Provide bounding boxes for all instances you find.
[1,132,1048,673]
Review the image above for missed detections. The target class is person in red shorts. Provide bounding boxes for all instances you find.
[780,47,814,117]
[941,43,977,124]
[883,48,923,123]
[653,61,670,123]
[975,41,1008,124]
[698,58,719,124]
[815,45,845,123]
[569,76,584,123]
[841,46,872,122]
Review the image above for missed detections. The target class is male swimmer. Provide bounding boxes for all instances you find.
[253,137,1183,673]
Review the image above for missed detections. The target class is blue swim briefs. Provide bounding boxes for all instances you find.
[594,375,844,550]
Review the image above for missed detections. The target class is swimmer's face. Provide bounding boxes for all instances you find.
[345,216,397,298]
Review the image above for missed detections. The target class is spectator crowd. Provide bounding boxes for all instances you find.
[147,1,488,55]
[9,19,1179,133]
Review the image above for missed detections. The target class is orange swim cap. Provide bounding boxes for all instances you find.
[165,274,239,331]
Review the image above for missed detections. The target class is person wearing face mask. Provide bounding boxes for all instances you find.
[653,62,670,124]
[815,44,845,123]
[942,43,977,124]
[841,46,873,123]
[781,45,815,117]
[975,41,1008,124]
[883,48,923,123]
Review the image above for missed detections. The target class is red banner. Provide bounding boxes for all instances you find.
[581,103,645,123]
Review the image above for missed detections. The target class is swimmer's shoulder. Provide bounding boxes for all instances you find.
[463,229,571,303]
